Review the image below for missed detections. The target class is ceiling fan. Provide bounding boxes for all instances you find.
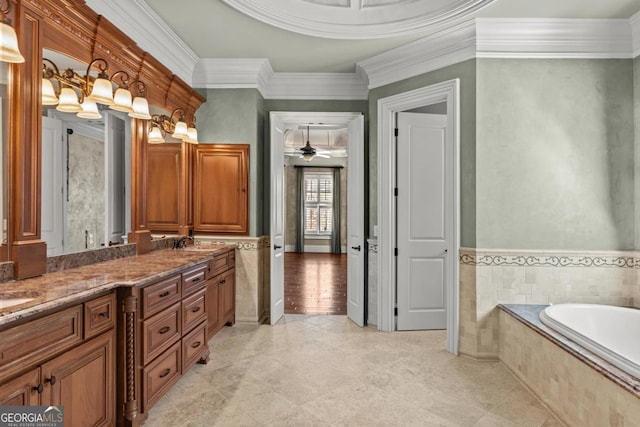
[289,125,330,161]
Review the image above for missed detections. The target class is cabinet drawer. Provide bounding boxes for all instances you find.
[211,250,232,276]
[182,321,207,372]
[0,306,82,379]
[141,275,181,319]
[142,341,181,413]
[182,289,207,333]
[182,264,208,297]
[84,292,115,339]
[142,303,181,364]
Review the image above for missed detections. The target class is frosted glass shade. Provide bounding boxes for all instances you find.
[110,88,133,113]
[148,126,165,144]
[129,97,152,120]
[41,79,59,105]
[56,88,82,112]
[87,77,114,105]
[171,121,189,140]
[0,22,25,63]
[185,127,198,144]
[77,99,102,119]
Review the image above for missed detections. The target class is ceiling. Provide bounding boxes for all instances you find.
[142,0,640,73]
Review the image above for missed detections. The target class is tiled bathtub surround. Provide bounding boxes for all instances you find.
[499,305,640,426]
[194,236,269,323]
[459,248,636,360]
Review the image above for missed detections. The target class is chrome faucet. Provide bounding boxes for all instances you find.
[173,236,193,249]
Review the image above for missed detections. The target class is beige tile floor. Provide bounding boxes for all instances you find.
[145,315,562,426]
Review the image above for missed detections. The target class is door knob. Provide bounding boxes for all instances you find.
[351,245,361,251]
[273,244,282,250]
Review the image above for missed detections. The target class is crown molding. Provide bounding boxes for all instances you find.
[631,11,640,58]
[357,20,477,90]
[476,18,633,59]
[192,59,274,96]
[264,73,368,100]
[358,18,636,89]
[85,0,199,85]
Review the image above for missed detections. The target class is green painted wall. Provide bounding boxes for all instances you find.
[195,88,264,236]
[635,56,640,249]
[367,60,478,247]
[476,59,635,250]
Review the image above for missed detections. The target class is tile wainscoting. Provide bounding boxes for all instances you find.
[459,248,637,360]
[195,236,269,323]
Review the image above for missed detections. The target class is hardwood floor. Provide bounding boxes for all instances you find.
[284,252,347,315]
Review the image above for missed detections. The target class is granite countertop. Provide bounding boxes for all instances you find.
[0,246,231,326]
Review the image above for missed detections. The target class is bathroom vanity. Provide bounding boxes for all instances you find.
[0,245,236,426]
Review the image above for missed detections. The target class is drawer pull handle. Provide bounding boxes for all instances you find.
[46,376,57,385]
[191,341,201,349]
[159,368,171,378]
[98,311,109,318]
[159,291,171,298]
[159,326,171,335]
[191,277,201,283]
[33,383,43,393]
[220,279,226,284]
[191,307,201,313]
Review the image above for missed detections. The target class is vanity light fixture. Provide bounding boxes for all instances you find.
[0,0,24,63]
[41,57,152,122]
[149,108,199,144]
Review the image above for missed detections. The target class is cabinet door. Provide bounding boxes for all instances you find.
[147,143,192,233]
[220,268,236,323]
[41,331,114,427]
[0,368,40,406]
[207,277,221,340]
[194,144,249,234]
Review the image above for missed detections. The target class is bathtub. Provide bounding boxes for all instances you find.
[539,303,640,379]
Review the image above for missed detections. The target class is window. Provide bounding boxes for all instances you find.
[304,172,333,236]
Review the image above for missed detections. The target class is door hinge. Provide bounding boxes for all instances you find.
[394,307,398,316]
[394,248,398,256]
[394,187,398,197]
[394,128,399,137]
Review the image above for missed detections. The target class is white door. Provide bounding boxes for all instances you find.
[41,117,64,255]
[347,115,365,326]
[397,112,451,330]
[270,113,286,325]
[104,112,126,245]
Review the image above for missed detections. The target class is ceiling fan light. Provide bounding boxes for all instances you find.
[302,152,314,162]
[0,21,25,63]
[172,120,189,140]
[110,87,133,113]
[41,78,59,105]
[148,126,165,144]
[87,77,114,105]
[77,99,102,119]
[129,97,152,120]
[56,87,82,112]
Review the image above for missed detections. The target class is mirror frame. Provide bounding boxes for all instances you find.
[6,0,204,279]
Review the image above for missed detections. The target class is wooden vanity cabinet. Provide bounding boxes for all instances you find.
[207,247,236,340]
[0,292,116,426]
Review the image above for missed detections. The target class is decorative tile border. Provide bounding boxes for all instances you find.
[459,248,638,268]
[367,239,378,254]
[194,236,269,251]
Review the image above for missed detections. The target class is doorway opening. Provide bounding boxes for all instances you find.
[377,79,460,355]
[270,112,365,326]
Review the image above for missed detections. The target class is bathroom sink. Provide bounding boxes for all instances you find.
[0,291,40,309]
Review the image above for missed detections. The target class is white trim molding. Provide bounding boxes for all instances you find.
[631,11,640,57]
[220,0,494,40]
[85,0,199,85]
[265,73,369,100]
[192,59,274,95]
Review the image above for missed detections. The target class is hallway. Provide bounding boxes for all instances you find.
[145,315,559,426]
[284,252,347,315]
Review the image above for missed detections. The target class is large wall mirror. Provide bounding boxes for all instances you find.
[0,62,6,256]
[41,50,132,256]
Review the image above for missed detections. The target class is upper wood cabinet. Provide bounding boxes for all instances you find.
[194,144,249,235]
[147,144,193,235]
